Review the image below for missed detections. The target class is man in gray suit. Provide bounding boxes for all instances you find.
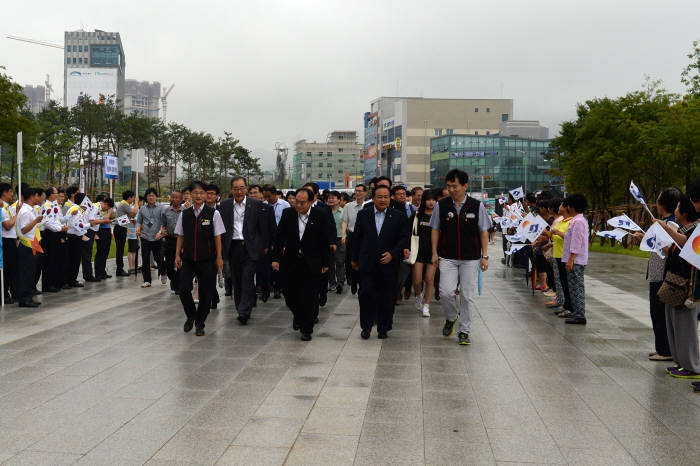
[219,176,271,324]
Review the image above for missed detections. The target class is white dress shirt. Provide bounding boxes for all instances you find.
[233,197,246,240]
[298,208,311,240]
[174,203,226,237]
[2,202,18,239]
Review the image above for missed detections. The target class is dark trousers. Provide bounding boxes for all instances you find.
[282,257,320,334]
[140,239,164,283]
[3,238,18,299]
[163,237,180,291]
[345,232,358,287]
[395,262,412,301]
[209,262,219,308]
[359,267,398,333]
[94,228,111,278]
[81,230,95,280]
[113,225,127,272]
[34,238,43,288]
[17,244,39,304]
[555,258,571,311]
[256,254,271,292]
[179,259,213,328]
[67,234,83,283]
[229,241,257,316]
[649,281,671,357]
[41,230,62,289]
[57,234,69,286]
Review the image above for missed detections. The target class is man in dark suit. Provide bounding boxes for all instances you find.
[272,188,330,341]
[362,176,405,211]
[352,185,410,339]
[303,182,337,307]
[219,176,271,325]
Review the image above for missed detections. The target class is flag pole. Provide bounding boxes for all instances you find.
[17,132,22,202]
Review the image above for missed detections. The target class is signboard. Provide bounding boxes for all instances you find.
[66,67,118,107]
[431,151,449,161]
[131,148,145,173]
[395,138,401,150]
[382,119,395,129]
[103,153,118,179]
[366,146,377,160]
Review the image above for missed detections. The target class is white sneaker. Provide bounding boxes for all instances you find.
[160,275,167,285]
[415,294,423,311]
[141,282,151,288]
[422,305,430,317]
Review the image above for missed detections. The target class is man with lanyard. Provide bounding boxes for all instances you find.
[40,187,66,292]
[175,181,225,336]
[160,189,183,294]
[16,186,44,307]
[1,183,19,303]
[341,184,366,295]
[114,190,137,277]
[303,182,337,307]
[262,184,290,299]
[431,169,491,346]
[136,188,166,288]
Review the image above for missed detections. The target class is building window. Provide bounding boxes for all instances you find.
[306,152,311,157]
[67,57,71,64]
[78,45,83,52]
[78,57,82,64]
[434,129,443,136]
[72,57,76,64]
[84,45,88,52]
[474,107,479,112]
[338,148,343,152]
[327,162,332,167]
[66,45,70,52]
[446,129,454,135]
[502,113,509,121]
[486,131,490,136]
[84,58,88,65]
[327,152,332,156]
[486,107,490,113]
[474,131,479,135]
[72,45,77,52]
[318,152,323,156]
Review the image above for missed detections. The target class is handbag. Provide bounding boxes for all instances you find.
[404,215,419,265]
[657,271,690,307]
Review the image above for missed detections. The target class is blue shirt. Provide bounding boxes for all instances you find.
[268,198,291,225]
[374,207,386,235]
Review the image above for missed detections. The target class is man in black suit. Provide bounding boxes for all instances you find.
[362,176,405,211]
[303,182,337,307]
[352,185,410,339]
[272,188,330,341]
[219,176,271,325]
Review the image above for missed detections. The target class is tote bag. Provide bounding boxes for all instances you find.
[404,215,420,264]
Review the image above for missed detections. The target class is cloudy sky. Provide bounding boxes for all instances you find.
[2,0,698,169]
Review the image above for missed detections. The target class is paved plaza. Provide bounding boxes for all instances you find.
[1,251,700,465]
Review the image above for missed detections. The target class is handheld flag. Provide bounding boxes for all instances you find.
[505,244,527,255]
[30,231,43,255]
[517,213,549,243]
[639,222,674,258]
[116,215,130,226]
[595,229,629,243]
[607,214,643,232]
[679,226,700,269]
[509,187,524,201]
[505,234,524,243]
[630,180,656,219]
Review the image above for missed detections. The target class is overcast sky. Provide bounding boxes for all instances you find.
[2,0,698,169]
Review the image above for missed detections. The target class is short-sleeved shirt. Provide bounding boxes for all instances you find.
[174,204,226,237]
[552,217,571,259]
[161,205,182,237]
[115,200,134,221]
[429,196,492,232]
[268,198,291,225]
[341,200,364,233]
[136,203,165,241]
[2,203,17,239]
[332,207,343,238]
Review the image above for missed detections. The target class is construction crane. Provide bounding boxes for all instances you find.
[6,35,63,49]
[161,84,174,123]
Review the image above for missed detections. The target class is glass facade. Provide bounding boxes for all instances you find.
[430,134,556,197]
[90,44,121,66]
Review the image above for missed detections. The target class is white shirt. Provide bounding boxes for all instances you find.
[174,204,226,237]
[16,203,38,241]
[67,205,88,236]
[40,201,63,233]
[233,197,246,240]
[1,202,18,239]
[298,208,311,240]
[88,205,101,232]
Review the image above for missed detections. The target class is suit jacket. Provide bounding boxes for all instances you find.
[272,206,330,276]
[352,206,409,275]
[219,196,270,261]
[313,201,338,245]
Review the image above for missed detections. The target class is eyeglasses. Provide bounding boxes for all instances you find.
[231,187,247,192]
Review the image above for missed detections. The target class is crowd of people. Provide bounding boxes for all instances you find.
[3,172,699,392]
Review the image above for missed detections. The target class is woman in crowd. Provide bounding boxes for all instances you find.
[411,189,439,317]
[285,191,296,207]
[559,193,589,325]
[547,199,572,314]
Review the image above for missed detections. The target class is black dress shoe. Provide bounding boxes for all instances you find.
[565,317,587,325]
[116,270,130,277]
[378,332,388,339]
[44,286,61,293]
[319,293,327,307]
[184,319,194,333]
[84,277,99,283]
[300,333,312,341]
[211,303,217,310]
[274,290,281,299]
[4,297,15,304]
[351,283,357,295]
[61,284,72,290]
[19,301,40,308]
[195,327,205,336]
[71,282,84,288]
[293,320,300,331]
[361,329,370,339]
[261,290,269,303]
[336,285,343,294]
[237,315,249,325]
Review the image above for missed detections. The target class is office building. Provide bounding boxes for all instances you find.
[22,85,46,114]
[429,133,555,198]
[292,131,363,188]
[64,29,125,107]
[124,80,161,119]
[364,97,513,187]
[499,120,549,139]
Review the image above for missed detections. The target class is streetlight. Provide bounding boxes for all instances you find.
[515,149,528,193]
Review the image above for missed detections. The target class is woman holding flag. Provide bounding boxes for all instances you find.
[15,186,43,307]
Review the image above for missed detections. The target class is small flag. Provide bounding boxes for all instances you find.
[679,226,700,269]
[505,234,524,243]
[116,215,130,226]
[629,181,647,206]
[595,229,629,243]
[505,244,527,255]
[517,213,549,242]
[639,222,674,258]
[607,214,643,232]
[509,187,524,201]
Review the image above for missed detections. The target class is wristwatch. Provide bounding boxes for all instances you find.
[482,255,489,260]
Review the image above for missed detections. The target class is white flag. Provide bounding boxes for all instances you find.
[607,214,643,232]
[629,180,647,206]
[679,227,700,269]
[115,214,130,226]
[509,187,524,200]
[517,213,549,242]
[595,229,628,243]
[505,244,527,255]
[505,234,524,243]
[639,222,674,258]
